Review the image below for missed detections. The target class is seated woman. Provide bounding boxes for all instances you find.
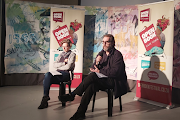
[38,39,76,109]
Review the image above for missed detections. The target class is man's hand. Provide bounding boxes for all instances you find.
[96,55,102,65]
[90,65,100,73]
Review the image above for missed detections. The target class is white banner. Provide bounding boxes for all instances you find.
[50,7,85,87]
[136,1,174,106]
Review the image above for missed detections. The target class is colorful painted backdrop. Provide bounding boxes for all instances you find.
[108,6,138,80]
[4,0,107,74]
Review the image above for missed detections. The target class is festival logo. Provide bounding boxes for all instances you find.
[140,8,150,22]
[52,25,73,46]
[57,20,82,51]
[140,16,170,57]
[148,71,159,80]
[139,24,161,51]
[53,12,63,22]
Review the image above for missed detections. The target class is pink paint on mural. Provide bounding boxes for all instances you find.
[108,6,138,80]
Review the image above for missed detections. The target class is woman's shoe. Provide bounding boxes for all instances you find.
[38,96,50,109]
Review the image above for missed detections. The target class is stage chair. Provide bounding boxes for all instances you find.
[54,70,74,106]
[92,88,122,117]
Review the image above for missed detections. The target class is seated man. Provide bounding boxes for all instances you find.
[60,34,128,120]
[38,39,76,109]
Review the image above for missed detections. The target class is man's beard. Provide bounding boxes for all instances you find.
[103,45,113,51]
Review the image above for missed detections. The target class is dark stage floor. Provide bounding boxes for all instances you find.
[0,86,180,120]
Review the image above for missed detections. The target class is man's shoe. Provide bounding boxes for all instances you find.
[69,112,86,120]
[38,96,50,109]
[60,93,75,103]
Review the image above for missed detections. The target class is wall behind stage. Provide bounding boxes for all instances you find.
[0,0,3,86]
[81,0,164,7]
[173,0,180,89]
[19,0,80,5]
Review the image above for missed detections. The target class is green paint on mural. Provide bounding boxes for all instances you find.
[85,6,98,15]
[6,3,32,32]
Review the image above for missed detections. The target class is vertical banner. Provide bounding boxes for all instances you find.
[50,7,85,88]
[136,1,174,107]
[108,6,138,80]
[173,0,180,89]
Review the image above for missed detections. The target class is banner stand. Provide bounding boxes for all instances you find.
[137,1,174,109]
[134,97,174,109]
[50,7,85,88]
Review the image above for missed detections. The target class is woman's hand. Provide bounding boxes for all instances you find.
[64,59,68,64]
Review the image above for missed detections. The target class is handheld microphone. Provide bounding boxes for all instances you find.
[98,51,103,57]
[96,51,103,68]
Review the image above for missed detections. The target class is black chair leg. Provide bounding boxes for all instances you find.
[92,92,96,112]
[91,89,121,117]
[119,96,122,111]
[111,90,113,107]
[58,85,61,101]
[59,82,66,106]
[68,81,71,93]
[108,89,112,117]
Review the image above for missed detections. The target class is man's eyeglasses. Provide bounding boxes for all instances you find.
[102,41,111,44]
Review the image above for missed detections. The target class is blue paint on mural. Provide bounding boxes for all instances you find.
[5,0,108,74]
[5,0,50,73]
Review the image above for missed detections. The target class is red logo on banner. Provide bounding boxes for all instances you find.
[136,80,172,105]
[53,12,63,22]
[53,25,74,46]
[140,8,150,22]
[139,24,161,51]
[148,71,159,80]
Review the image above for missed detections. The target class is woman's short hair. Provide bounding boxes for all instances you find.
[103,34,115,47]
[60,39,72,47]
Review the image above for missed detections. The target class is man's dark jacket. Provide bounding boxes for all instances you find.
[92,47,129,98]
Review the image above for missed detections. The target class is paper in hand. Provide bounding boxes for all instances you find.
[50,70,62,76]
[95,72,107,78]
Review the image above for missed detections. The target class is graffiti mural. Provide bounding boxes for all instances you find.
[93,9,108,57]
[5,0,52,73]
[5,0,108,74]
[108,6,138,80]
